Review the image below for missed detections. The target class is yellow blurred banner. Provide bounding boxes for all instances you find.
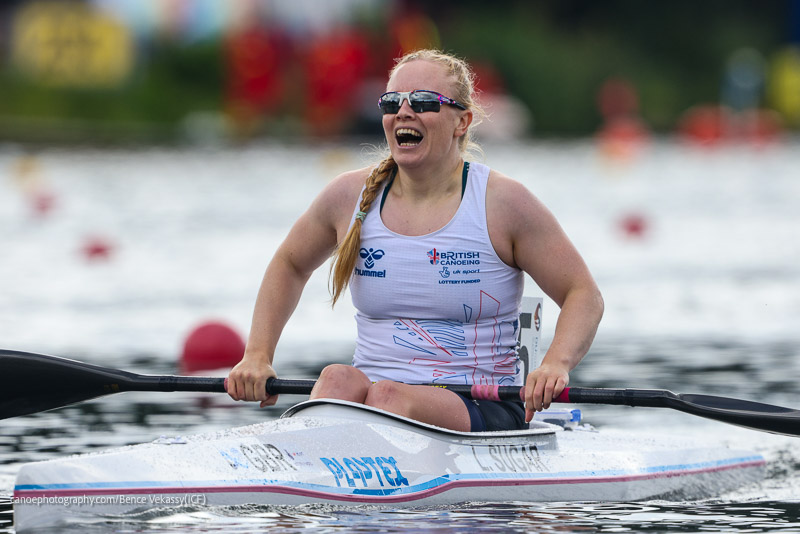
[768,46,800,127]
[11,1,134,88]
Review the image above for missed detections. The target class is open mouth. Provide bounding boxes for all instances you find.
[396,128,423,147]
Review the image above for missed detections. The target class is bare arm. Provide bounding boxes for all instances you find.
[227,168,368,406]
[487,171,604,421]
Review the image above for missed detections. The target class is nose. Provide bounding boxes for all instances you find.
[396,97,415,116]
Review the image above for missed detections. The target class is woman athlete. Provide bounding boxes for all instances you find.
[227,49,603,432]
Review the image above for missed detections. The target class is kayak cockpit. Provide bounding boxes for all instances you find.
[280,399,560,444]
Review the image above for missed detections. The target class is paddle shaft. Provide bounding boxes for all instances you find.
[267,379,526,401]
[2,350,798,436]
[557,387,677,407]
[266,381,799,436]
[200,380,800,436]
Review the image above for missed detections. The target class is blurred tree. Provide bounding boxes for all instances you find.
[0,0,794,142]
[439,0,792,134]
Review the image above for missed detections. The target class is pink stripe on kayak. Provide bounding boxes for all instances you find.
[15,459,766,505]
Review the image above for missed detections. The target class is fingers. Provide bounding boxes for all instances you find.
[551,377,567,407]
[260,395,279,408]
[227,362,276,406]
[524,369,569,423]
[226,373,242,401]
[245,376,268,403]
[541,376,567,411]
[524,377,541,423]
[533,377,545,412]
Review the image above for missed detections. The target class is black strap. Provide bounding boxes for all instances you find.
[461,161,470,196]
[379,167,397,213]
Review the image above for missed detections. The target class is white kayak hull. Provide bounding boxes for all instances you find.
[13,400,765,531]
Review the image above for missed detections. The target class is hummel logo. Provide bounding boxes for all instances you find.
[359,247,385,269]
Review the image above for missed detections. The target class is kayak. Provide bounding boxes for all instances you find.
[13,399,766,531]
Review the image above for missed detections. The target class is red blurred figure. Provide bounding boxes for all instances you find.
[595,78,649,161]
[224,16,291,138]
[677,105,728,146]
[303,27,369,137]
[738,109,783,145]
[597,78,640,120]
[471,62,532,140]
[390,8,440,57]
[472,63,505,96]
[678,105,782,147]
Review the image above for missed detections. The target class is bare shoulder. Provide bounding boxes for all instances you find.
[277,166,372,271]
[486,169,549,230]
[318,166,371,207]
[310,166,371,224]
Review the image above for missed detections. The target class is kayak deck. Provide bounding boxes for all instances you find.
[13,400,766,531]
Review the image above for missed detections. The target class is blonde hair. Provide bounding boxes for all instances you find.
[329,49,484,306]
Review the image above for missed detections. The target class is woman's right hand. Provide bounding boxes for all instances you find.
[226,356,278,408]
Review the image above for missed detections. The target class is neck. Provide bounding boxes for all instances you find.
[394,155,464,200]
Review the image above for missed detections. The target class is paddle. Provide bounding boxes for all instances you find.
[2,349,798,436]
[553,387,800,437]
[0,349,227,420]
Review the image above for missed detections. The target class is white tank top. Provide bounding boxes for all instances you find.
[349,162,524,386]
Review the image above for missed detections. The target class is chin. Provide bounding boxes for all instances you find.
[390,146,427,166]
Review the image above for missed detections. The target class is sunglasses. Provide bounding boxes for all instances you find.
[378,90,467,115]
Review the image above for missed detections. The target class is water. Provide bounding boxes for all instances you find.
[1,139,799,532]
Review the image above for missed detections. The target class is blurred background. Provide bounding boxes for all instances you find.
[0,0,798,144]
[2,0,800,378]
[2,2,800,530]
[0,0,799,378]
[0,0,798,401]
[1,0,799,374]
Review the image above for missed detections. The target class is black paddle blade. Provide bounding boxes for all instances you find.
[0,350,227,420]
[0,349,141,420]
[561,387,800,437]
[672,393,800,437]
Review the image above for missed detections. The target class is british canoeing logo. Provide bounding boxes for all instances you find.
[428,247,482,285]
[427,248,480,266]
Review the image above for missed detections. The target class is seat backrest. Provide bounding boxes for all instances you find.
[516,296,543,379]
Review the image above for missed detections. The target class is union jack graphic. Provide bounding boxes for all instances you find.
[427,248,439,265]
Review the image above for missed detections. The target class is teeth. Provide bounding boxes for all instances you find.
[396,128,422,138]
[396,128,423,146]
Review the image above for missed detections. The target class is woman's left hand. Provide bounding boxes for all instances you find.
[523,362,570,423]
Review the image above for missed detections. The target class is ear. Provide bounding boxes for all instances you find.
[454,109,473,139]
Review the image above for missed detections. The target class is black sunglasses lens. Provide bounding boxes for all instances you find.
[410,92,441,112]
[379,92,444,114]
[379,94,401,114]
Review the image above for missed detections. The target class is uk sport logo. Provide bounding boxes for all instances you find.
[359,247,385,269]
[427,248,440,265]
